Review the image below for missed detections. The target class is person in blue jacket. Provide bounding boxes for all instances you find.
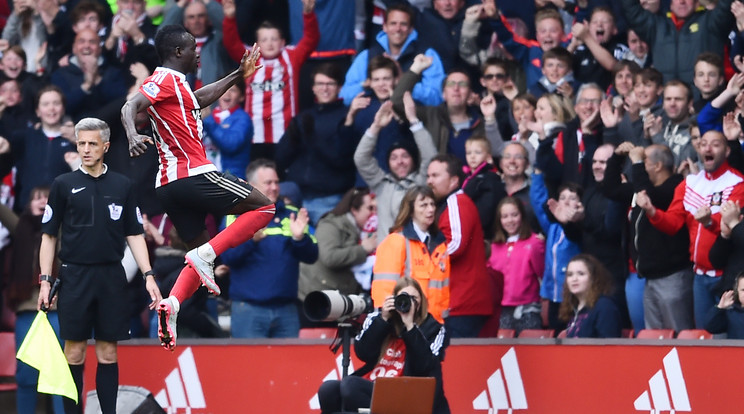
[202,79,252,179]
[221,159,318,338]
[530,170,582,331]
[339,3,444,106]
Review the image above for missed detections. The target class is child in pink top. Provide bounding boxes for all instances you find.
[487,197,545,334]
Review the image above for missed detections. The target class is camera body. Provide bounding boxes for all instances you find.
[394,292,413,314]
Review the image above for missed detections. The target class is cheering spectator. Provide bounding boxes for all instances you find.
[222,0,319,160]
[340,3,445,107]
[354,94,436,240]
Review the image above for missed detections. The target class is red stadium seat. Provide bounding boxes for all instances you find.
[556,330,567,338]
[496,329,515,339]
[621,329,635,338]
[0,332,17,391]
[517,329,555,339]
[636,329,674,339]
[676,329,713,340]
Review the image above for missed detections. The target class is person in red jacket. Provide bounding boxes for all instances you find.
[221,0,319,160]
[426,154,494,337]
[637,130,744,328]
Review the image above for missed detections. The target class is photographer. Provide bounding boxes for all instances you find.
[317,277,450,414]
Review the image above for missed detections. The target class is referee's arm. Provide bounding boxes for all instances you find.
[37,233,57,310]
[126,234,163,309]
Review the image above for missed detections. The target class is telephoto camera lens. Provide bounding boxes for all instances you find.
[394,292,412,313]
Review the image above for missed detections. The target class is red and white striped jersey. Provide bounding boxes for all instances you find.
[246,51,300,144]
[222,12,319,145]
[139,67,217,187]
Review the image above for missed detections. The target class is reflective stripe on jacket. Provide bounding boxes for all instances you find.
[372,222,450,323]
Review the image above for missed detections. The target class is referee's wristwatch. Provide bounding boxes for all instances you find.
[39,274,54,284]
[143,270,156,281]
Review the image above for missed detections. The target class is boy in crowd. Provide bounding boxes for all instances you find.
[528,47,578,99]
[693,52,726,113]
[487,7,568,89]
[602,68,664,147]
[222,0,319,160]
[480,57,516,139]
[568,7,629,90]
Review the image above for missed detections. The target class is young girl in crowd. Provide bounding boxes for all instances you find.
[705,272,744,339]
[487,197,545,335]
[462,136,506,240]
[560,254,622,338]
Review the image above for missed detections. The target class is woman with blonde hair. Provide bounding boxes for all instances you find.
[371,185,450,323]
[318,276,450,413]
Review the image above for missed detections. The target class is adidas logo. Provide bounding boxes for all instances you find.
[634,348,691,413]
[308,354,356,410]
[153,347,207,412]
[473,347,528,413]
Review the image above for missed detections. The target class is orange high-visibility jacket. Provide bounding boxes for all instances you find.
[371,222,450,323]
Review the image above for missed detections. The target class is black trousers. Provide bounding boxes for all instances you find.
[317,376,374,414]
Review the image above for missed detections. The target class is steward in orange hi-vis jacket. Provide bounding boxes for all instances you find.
[372,221,450,323]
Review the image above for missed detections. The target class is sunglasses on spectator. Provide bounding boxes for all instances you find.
[483,73,507,80]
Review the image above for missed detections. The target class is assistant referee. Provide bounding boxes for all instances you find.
[37,118,162,414]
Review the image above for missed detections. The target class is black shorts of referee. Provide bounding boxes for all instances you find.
[156,171,255,242]
[57,262,130,342]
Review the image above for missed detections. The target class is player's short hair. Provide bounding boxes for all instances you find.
[155,25,190,62]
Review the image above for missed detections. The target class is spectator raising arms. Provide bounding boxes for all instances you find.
[222,0,319,160]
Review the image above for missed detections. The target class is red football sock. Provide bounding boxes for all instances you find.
[169,265,201,304]
[208,204,275,255]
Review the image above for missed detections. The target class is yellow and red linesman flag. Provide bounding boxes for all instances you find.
[16,311,78,403]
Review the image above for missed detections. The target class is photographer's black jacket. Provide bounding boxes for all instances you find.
[353,311,450,414]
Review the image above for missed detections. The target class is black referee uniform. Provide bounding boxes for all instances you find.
[41,166,144,341]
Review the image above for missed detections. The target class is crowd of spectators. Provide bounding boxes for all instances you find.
[3,0,744,350]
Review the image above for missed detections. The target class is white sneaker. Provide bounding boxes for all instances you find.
[185,248,221,295]
[157,297,178,351]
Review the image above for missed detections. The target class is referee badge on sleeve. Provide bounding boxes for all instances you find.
[108,203,123,221]
[42,205,53,223]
